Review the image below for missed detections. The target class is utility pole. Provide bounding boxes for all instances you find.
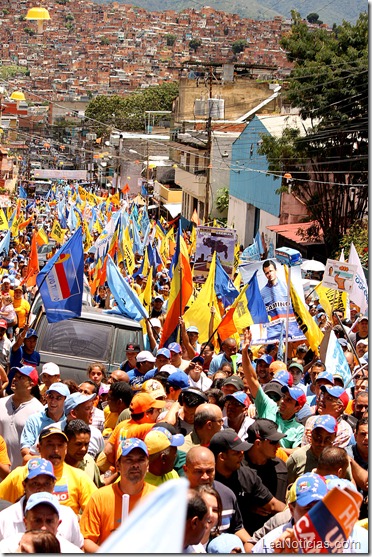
[204,66,213,223]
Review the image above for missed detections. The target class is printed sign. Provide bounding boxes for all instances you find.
[194,226,237,283]
[322,259,357,293]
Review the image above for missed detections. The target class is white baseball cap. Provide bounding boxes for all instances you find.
[42,362,60,376]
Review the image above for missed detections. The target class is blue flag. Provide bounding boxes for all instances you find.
[131,220,143,255]
[215,256,239,307]
[255,230,264,255]
[0,231,10,257]
[106,255,148,321]
[36,227,84,323]
[247,270,269,323]
[19,185,27,199]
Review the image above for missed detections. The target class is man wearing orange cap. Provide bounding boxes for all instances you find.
[104,392,166,466]
[80,438,156,552]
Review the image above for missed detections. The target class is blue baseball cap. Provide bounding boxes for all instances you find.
[168,342,182,354]
[25,328,39,339]
[312,415,338,434]
[167,370,190,390]
[225,391,249,407]
[191,355,204,365]
[26,458,56,481]
[156,348,171,359]
[256,354,273,365]
[151,426,185,447]
[288,473,327,506]
[320,385,349,408]
[316,371,334,385]
[281,385,307,407]
[324,475,358,494]
[46,383,70,398]
[272,370,293,387]
[25,492,60,515]
[117,438,149,461]
[64,392,96,416]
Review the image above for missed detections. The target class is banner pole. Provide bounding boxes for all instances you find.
[284,265,291,366]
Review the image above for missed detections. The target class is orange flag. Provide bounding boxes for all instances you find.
[121,183,130,194]
[22,233,39,287]
[191,209,199,226]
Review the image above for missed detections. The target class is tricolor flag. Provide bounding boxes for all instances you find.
[36,227,84,323]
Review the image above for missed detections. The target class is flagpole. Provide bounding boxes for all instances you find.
[284,264,291,366]
[334,313,362,369]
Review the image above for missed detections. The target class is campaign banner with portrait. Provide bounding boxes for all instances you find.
[322,259,357,293]
[194,226,237,283]
[239,259,306,345]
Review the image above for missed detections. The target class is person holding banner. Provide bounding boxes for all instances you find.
[80,438,156,552]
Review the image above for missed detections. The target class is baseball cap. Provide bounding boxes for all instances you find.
[225,391,249,407]
[332,373,344,386]
[316,371,334,385]
[8,365,39,387]
[153,295,164,302]
[312,415,338,434]
[337,338,348,348]
[149,318,162,329]
[98,383,110,396]
[324,475,358,494]
[272,370,293,387]
[64,392,96,416]
[129,392,166,414]
[287,473,327,506]
[181,387,208,406]
[141,379,166,399]
[26,458,56,481]
[356,339,368,347]
[222,376,244,391]
[209,428,250,455]
[316,305,324,312]
[46,383,70,398]
[117,438,149,461]
[156,348,171,359]
[263,381,283,400]
[269,361,287,374]
[247,418,286,444]
[41,362,60,376]
[207,534,244,554]
[0,319,7,330]
[159,364,179,375]
[168,342,182,354]
[191,356,204,365]
[14,285,23,292]
[288,362,304,374]
[144,427,185,455]
[186,326,199,334]
[256,354,273,365]
[281,385,307,407]
[38,427,68,444]
[167,370,190,390]
[126,343,141,353]
[1,277,10,284]
[320,385,349,408]
[136,351,156,364]
[25,492,60,515]
[297,344,308,353]
[25,328,38,339]
[358,315,368,322]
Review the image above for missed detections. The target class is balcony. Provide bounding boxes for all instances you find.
[175,167,206,200]
[153,181,182,204]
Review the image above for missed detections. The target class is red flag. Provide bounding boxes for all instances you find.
[22,233,39,287]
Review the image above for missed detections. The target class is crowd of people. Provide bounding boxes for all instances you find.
[0,191,367,553]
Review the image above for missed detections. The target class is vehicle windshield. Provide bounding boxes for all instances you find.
[38,319,112,361]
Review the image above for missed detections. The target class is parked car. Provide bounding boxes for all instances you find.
[33,306,144,384]
[37,241,57,268]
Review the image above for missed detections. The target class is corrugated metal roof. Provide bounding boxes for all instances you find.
[267,221,324,244]
[256,114,315,138]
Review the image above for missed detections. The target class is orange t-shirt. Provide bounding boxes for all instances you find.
[80,481,156,544]
[108,419,155,454]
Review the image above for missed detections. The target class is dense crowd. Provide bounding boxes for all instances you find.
[0,190,367,553]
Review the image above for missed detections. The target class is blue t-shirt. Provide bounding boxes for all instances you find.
[10,347,40,369]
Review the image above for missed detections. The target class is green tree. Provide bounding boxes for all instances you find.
[306,13,323,25]
[216,187,229,214]
[189,39,202,52]
[231,39,247,54]
[85,81,179,135]
[337,220,368,267]
[258,11,368,257]
[65,13,74,21]
[0,65,28,80]
[165,34,176,47]
[100,36,110,45]
[24,27,36,36]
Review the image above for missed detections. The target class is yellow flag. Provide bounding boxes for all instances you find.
[142,248,150,278]
[315,284,347,317]
[35,227,49,246]
[78,186,87,200]
[233,243,240,273]
[140,267,153,315]
[50,220,65,243]
[93,218,103,234]
[11,215,22,237]
[234,272,242,290]
[0,209,9,230]
[123,227,135,275]
[83,221,93,252]
[188,226,196,256]
[87,192,97,206]
[285,266,323,354]
[184,253,221,344]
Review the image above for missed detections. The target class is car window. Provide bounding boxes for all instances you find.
[38,319,112,361]
[113,328,144,365]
